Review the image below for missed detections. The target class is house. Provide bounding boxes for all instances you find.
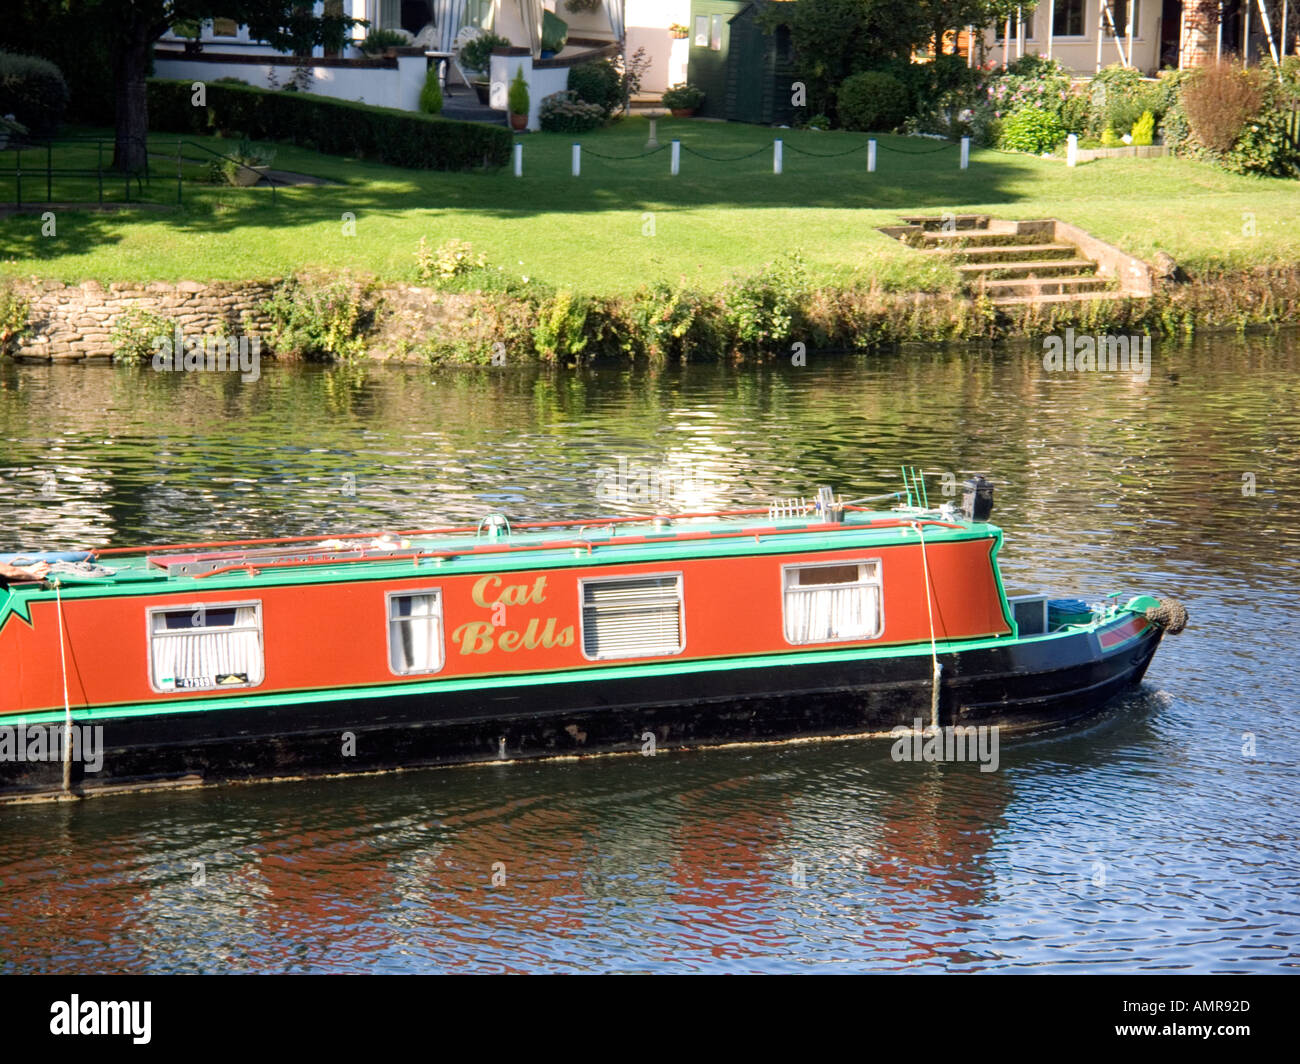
[152,2,692,130]
[975,1,1296,75]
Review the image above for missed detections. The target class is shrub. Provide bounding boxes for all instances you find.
[568,59,621,117]
[1221,102,1300,177]
[261,276,375,360]
[627,281,724,361]
[0,50,70,136]
[0,282,31,355]
[999,105,1064,153]
[661,83,705,110]
[148,79,512,171]
[1181,63,1266,154]
[836,71,908,132]
[360,29,409,56]
[533,290,589,362]
[1131,109,1154,146]
[111,307,172,365]
[459,33,510,75]
[415,238,488,282]
[507,68,529,117]
[420,66,443,115]
[538,90,606,132]
[723,252,809,351]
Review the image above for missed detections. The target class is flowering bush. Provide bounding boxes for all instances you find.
[415,238,487,281]
[538,90,606,132]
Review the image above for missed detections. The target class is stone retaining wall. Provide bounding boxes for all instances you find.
[12,279,279,362]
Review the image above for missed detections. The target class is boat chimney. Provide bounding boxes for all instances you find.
[961,476,994,521]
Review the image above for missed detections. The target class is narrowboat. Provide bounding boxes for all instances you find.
[0,473,1186,799]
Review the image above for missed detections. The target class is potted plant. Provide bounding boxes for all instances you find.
[669,23,689,39]
[662,83,704,118]
[360,28,409,57]
[540,11,568,59]
[508,68,530,131]
[459,32,510,105]
[222,139,276,187]
[173,18,203,56]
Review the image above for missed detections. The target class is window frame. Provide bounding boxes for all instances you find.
[1051,0,1088,39]
[385,587,446,677]
[780,558,885,647]
[578,571,686,662]
[146,599,265,694]
[1103,0,1141,38]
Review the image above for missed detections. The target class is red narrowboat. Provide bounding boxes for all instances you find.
[0,473,1186,799]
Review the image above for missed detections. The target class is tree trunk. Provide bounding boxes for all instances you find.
[113,23,152,173]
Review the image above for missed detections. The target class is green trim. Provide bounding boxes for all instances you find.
[7,615,1124,728]
[0,589,34,633]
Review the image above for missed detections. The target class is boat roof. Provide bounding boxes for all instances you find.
[5,504,1003,598]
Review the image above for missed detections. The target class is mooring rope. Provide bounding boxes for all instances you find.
[913,522,942,731]
[54,578,73,794]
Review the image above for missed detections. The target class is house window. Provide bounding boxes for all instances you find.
[211,18,239,38]
[388,590,444,675]
[710,14,724,50]
[995,11,1034,40]
[782,561,883,645]
[694,15,709,47]
[1054,0,1086,37]
[1105,0,1140,36]
[149,602,263,692]
[581,574,684,660]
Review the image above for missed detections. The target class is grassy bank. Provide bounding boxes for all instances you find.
[2,118,1298,296]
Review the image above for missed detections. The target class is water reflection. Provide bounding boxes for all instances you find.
[1,332,1297,972]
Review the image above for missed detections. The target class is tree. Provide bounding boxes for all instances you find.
[44,2,358,172]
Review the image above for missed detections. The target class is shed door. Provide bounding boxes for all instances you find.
[727,17,766,125]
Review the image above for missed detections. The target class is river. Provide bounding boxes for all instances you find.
[1,331,1296,972]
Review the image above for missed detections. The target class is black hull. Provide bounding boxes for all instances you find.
[1,624,1163,800]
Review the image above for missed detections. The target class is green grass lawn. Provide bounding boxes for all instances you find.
[1,117,1297,294]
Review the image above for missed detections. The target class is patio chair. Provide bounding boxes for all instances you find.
[451,25,484,94]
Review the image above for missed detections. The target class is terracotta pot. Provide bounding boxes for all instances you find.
[670,108,696,118]
[510,112,528,132]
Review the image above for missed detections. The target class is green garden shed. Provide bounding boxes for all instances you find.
[687,0,797,126]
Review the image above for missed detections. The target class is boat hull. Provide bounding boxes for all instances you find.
[0,618,1163,800]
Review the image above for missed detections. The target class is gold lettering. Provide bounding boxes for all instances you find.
[471,575,502,608]
[452,621,495,654]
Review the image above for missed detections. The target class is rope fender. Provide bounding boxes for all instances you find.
[1144,597,1189,635]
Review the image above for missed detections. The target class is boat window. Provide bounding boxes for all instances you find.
[387,590,445,675]
[581,574,684,661]
[148,601,263,692]
[783,560,883,644]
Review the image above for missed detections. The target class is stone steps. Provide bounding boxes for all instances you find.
[957,258,1098,279]
[881,214,1127,308]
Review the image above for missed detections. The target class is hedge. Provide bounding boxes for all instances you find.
[0,50,70,135]
[147,79,511,170]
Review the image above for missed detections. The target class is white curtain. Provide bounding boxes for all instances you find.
[434,0,468,53]
[151,606,262,690]
[519,0,544,57]
[389,593,443,673]
[603,0,626,43]
[784,586,879,644]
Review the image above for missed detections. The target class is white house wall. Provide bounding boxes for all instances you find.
[627,0,691,92]
[978,1,1164,73]
[152,54,427,112]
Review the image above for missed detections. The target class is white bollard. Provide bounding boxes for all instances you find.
[1066,133,1078,168]
[514,142,523,177]
[572,143,581,177]
[960,136,970,170]
[671,139,680,176]
[774,138,783,174]
[868,139,877,173]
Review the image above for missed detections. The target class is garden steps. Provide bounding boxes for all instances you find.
[956,258,1098,278]
[878,214,1151,309]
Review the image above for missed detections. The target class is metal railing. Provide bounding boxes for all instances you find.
[1,134,283,207]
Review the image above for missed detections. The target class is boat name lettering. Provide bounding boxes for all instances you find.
[470,574,549,608]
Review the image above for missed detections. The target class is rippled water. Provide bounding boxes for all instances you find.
[1,333,1298,972]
